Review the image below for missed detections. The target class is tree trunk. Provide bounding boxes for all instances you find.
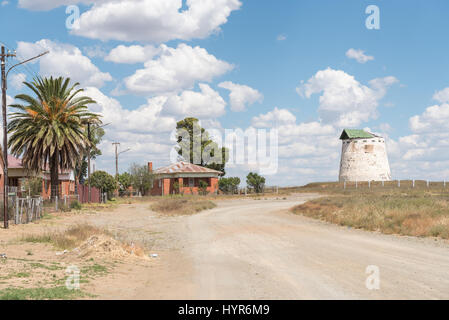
[50,151,59,200]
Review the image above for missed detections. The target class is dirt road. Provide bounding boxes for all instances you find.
[84,194,449,299]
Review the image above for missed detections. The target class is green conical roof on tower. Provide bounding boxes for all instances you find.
[339,129,375,140]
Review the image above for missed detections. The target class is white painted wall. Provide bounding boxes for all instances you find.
[339,137,391,182]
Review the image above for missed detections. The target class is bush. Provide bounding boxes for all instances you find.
[23,177,43,196]
[70,200,82,210]
[198,180,208,195]
[219,177,241,194]
[129,163,154,195]
[88,171,117,198]
[246,172,265,194]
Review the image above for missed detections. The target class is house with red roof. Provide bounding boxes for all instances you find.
[149,161,220,196]
[0,153,76,199]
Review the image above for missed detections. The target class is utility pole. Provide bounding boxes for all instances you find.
[113,142,120,178]
[1,46,48,229]
[112,142,130,178]
[86,122,108,203]
[87,122,91,203]
[1,46,13,229]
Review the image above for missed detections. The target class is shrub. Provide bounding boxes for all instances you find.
[88,171,117,198]
[70,200,82,210]
[219,177,241,194]
[199,180,208,195]
[246,172,265,194]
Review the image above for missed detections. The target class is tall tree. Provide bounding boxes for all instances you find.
[129,163,154,195]
[176,117,228,175]
[75,126,104,184]
[8,77,100,199]
[246,172,265,194]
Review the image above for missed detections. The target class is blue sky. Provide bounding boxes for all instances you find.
[1,0,449,185]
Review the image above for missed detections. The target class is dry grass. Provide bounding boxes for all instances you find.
[291,186,449,239]
[22,224,103,250]
[150,196,217,215]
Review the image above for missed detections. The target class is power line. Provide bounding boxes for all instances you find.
[0,41,41,80]
[1,45,48,229]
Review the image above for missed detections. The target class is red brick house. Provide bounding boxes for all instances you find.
[0,154,76,199]
[149,161,220,196]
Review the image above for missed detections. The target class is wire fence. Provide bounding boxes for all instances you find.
[340,180,449,190]
[0,194,43,225]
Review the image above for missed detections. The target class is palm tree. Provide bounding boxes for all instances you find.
[7,76,101,199]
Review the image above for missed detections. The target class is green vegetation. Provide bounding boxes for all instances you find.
[0,286,87,300]
[88,171,117,198]
[118,172,133,193]
[176,117,228,175]
[75,125,105,184]
[246,172,265,194]
[23,177,43,196]
[150,197,216,215]
[129,163,154,195]
[291,183,449,239]
[219,177,241,194]
[198,180,208,195]
[70,200,82,210]
[8,76,100,199]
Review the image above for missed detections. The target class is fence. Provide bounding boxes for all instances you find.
[0,194,43,225]
[234,186,279,195]
[14,196,43,224]
[77,184,101,203]
[340,180,449,190]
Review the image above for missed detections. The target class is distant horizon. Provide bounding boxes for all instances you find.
[2,1,449,186]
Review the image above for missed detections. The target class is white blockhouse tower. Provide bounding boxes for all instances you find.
[339,129,392,182]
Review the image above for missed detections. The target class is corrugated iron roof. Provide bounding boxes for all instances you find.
[340,129,376,140]
[154,162,222,175]
[8,155,23,169]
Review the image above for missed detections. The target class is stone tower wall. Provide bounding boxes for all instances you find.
[339,137,391,182]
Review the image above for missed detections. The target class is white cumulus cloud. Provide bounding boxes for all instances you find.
[252,107,296,128]
[16,39,112,88]
[67,0,241,43]
[218,81,263,112]
[105,44,161,64]
[345,48,374,64]
[297,68,398,127]
[10,73,27,90]
[124,43,233,95]
[163,84,226,118]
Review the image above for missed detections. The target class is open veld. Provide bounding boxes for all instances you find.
[1,190,449,300]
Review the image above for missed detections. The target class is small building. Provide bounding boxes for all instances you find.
[0,154,76,199]
[339,129,392,182]
[149,161,220,196]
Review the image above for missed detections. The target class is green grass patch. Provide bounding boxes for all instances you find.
[0,286,88,300]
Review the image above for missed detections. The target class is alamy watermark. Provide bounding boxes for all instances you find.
[66,5,80,30]
[365,265,380,290]
[366,5,380,30]
[65,265,80,290]
[170,126,279,175]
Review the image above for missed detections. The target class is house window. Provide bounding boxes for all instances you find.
[158,179,162,188]
[189,178,194,187]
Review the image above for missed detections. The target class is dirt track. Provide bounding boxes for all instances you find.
[83,194,449,299]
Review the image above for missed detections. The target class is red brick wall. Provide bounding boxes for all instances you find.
[150,176,219,196]
[41,180,75,199]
